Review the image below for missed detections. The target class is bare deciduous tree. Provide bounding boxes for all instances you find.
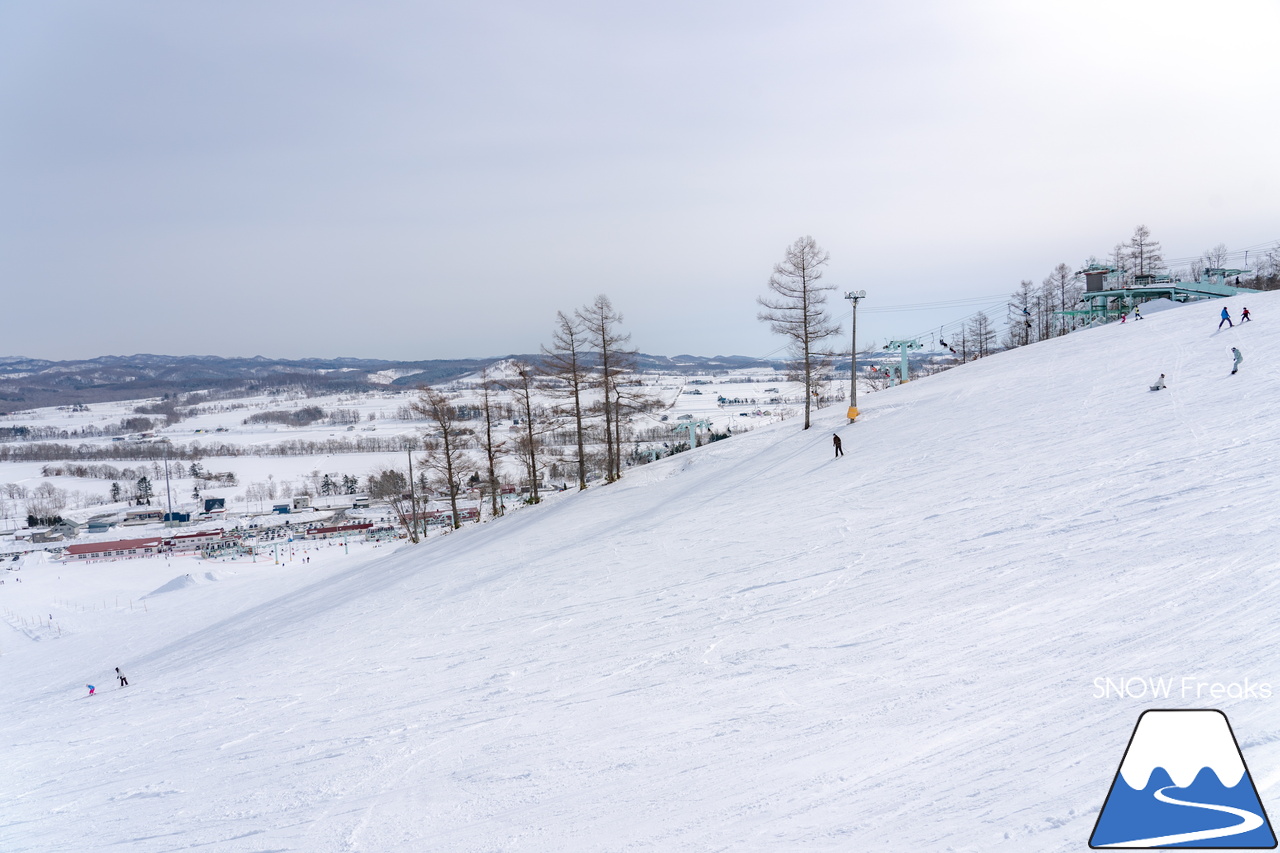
[478,368,507,519]
[577,295,633,482]
[1044,262,1080,336]
[541,311,590,490]
[413,386,469,530]
[1109,243,1131,285]
[757,235,840,430]
[1203,243,1229,270]
[966,311,996,358]
[506,362,546,504]
[1127,225,1164,276]
[26,482,67,522]
[1005,279,1035,348]
[387,489,419,542]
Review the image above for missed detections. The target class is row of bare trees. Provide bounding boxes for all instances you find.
[755,229,1279,397]
[392,295,652,541]
[1004,262,1085,348]
[1004,226,1167,351]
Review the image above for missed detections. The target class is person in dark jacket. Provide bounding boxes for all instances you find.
[1220,307,1233,329]
[833,434,844,458]
[115,667,128,687]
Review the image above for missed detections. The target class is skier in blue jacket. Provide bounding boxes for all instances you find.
[1219,307,1233,329]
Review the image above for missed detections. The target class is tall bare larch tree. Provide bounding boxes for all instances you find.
[477,367,506,518]
[413,386,468,530]
[541,311,590,491]
[577,295,632,482]
[757,235,840,430]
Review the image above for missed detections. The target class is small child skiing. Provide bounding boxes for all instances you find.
[1231,347,1243,375]
[1150,374,1166,391]
[1219,307,1233,329]
[1242,307,1252,322]
[116,667,128,687]
[1120,313,1127,324]
[87,685,95,695]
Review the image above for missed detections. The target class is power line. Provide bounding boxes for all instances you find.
[860,294,1010,313]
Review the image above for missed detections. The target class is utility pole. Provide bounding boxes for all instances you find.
[844,290,866,422]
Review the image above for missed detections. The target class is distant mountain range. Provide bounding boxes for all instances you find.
[0,353,780,413]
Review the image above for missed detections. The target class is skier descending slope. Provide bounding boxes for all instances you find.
[1232,347,1243,375]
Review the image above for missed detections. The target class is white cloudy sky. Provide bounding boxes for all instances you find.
[2,1,1277,361]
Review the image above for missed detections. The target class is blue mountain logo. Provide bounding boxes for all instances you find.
[1091,709,1276,848]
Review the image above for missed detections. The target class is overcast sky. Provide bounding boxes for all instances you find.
[2,2,1277,361]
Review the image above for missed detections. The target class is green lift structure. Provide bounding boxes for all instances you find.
[1067,264,1260,324]
[883,339,923,386]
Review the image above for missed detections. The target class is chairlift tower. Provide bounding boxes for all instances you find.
[883,339,923,386]
[672,419,712,450]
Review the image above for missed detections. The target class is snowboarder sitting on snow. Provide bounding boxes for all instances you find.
[1219,307,1233,329]
[1242,307,1252,322]
[833,434,844,458]
[1232,347,1243,375]
[116,667,128,687]
[1150,374,1166,391]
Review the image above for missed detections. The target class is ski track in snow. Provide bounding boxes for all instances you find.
[3,294,1280,850]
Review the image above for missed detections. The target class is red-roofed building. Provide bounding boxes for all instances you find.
[64,537,163,562]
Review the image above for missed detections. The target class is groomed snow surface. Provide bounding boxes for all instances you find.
[4,294,1279,851]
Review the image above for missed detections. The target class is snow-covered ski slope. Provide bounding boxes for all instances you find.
[3,293,1279,852]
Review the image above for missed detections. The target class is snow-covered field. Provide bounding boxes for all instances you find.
[0,363,836,527]
[2,293,1277,851]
